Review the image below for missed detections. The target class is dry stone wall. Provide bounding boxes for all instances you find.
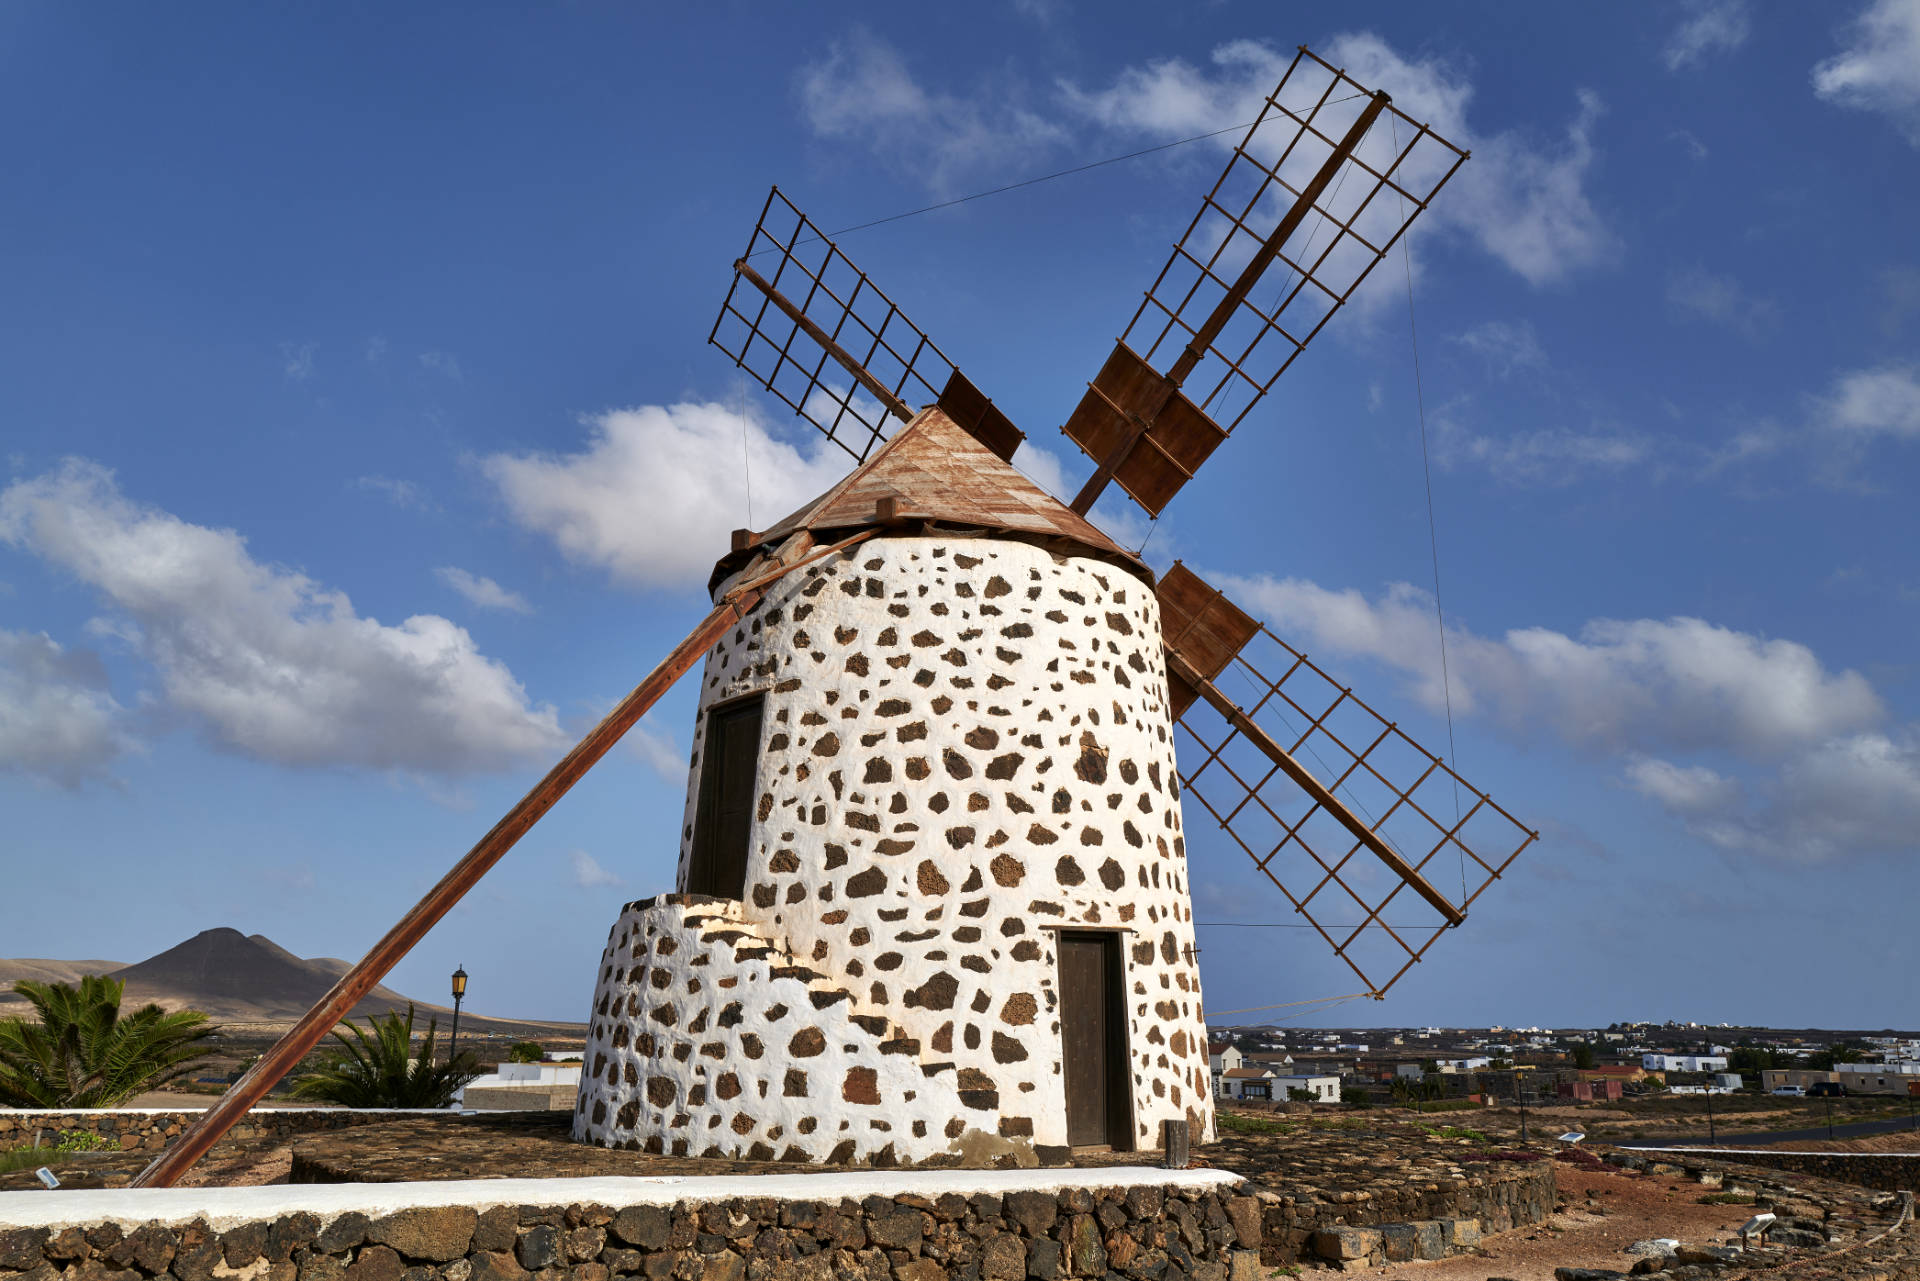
[0,1171,1257,1281]
[578,536,1212,1163]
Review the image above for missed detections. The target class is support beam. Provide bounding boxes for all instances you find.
[131,530,875,1189]
[1071,91,1391,517]
[1165,646,1464,927]
[732,259,914,424]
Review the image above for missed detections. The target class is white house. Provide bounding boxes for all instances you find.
[1209,1042,1244,1095]
[1273,1074,1341,1104]
[1643,1054,1729,1073]
[1218,1067,1277,1100]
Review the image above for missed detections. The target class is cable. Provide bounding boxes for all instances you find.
[1207,991,1374,1018]
[1389,114,1467,904]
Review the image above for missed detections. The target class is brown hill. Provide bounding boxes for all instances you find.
[0,958,127,1010]
[99,927,423,1022]
[0,930,588,1038]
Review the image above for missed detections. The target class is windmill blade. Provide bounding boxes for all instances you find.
[710,187,1023,465]
[1157,563,1536,998]
[1067,46,1469,518]
[130,529,877,1188]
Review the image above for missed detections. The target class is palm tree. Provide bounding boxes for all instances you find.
[291,1004,481,1108]
[0,976,218,1107]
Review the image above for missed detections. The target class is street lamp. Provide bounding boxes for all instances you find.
[450,966,468,1063]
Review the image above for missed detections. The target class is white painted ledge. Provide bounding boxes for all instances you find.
[0,1167,1244,1231]
[0,1108,453,1117]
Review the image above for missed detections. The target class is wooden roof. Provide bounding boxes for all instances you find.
[709,406,1149,595]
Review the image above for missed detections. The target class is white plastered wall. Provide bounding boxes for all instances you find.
[580,535,1213,1161]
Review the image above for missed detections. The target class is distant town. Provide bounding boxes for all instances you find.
[1208,1021,1920,1106]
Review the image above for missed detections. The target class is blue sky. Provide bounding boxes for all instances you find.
[4,2,1918,1030]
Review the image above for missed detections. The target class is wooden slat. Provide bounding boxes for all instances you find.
[1062,344,1227,517]
[1156,562,1259,718]
[936,369,1024,463]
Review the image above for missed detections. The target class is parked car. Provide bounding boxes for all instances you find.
[1770,1085,1806,1097]
[1808,1082,1847,1097]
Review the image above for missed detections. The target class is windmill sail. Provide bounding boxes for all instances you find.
[710,187,1022,465]
[1157,564,1536,998]
[1066,46,1469,517]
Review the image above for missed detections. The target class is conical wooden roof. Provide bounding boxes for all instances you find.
[710,406,1148,595]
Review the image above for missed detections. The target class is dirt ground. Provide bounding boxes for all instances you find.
[1388,1163,1761,1281]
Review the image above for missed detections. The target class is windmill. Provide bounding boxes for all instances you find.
[707,47,1535,1002]
[132,46,1535,1186]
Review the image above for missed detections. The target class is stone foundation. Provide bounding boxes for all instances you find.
[0,1168,1252,1281]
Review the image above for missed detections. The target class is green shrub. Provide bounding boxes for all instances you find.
[291,1005,482,1109]
[53,1132,111,1152]
[507,1041,544,1064]
[0,976,217,1108]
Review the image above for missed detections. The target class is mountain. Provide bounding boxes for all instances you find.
[0,929,585,1035]
[95,927,423,1022]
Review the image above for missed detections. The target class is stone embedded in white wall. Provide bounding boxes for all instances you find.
[578,535,1213,1163]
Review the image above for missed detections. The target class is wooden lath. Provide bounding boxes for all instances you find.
[710,187,1024,465]
[1066,46,1469,518]
[1158,566,1536,998]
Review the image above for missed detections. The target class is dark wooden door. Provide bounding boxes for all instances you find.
[1059,931,1130,1149]
[685,696,764,899]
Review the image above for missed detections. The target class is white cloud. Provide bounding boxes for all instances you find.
[1221,571,1915,861]
[1813,0,1920,146]
[353,475,428,510]
[1663,0,1752,70]
[436,566,532,615]
[1219,573,1884,757]
[1668,128,1711,160]
[1453,320,1547,378]
[1433,403,1650,486]
[1631,732,1920,863]
[419,351,463,381]
[1624,756,1741,814]
[366,336,389,364]
[0,629,134,787]
[628,719,683,783]
[280,341,316,381]
[798,28,1068,195]
[0,460,565,774]
[570,850,623,890]
[1813,364,1920,439]
[484,400,851,591]
[1062,34,1617,287]
[1666,266,1780,340]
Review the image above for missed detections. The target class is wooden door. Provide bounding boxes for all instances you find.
[685,695,764,899]
[1059,931,1130,1149]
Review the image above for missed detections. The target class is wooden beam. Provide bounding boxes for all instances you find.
[731,259,914,425]
[130,530,873,1189]
[1070,91,1391,517]
[1165,646,1464,928]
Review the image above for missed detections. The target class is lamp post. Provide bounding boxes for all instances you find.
[1705,1081,1716,1145]
[449,966,468,1063]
